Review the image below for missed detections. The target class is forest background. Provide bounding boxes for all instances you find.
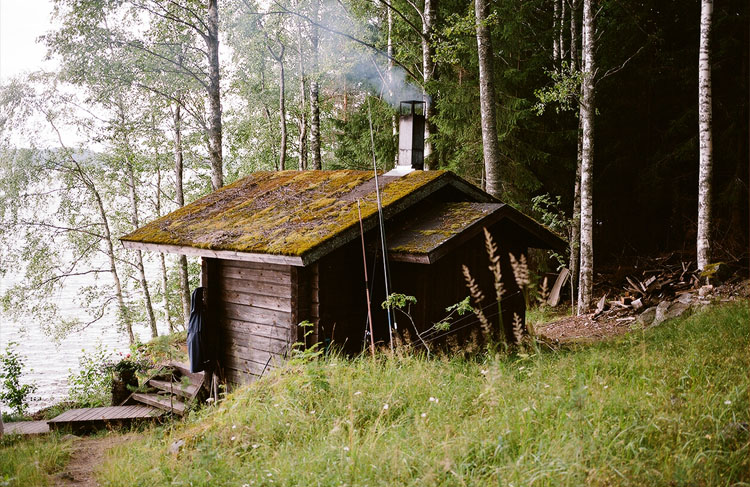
[0,0,747,345]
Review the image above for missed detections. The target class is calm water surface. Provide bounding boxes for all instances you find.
[0,274,153,413]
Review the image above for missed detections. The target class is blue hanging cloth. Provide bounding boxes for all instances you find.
[187,287,208,373]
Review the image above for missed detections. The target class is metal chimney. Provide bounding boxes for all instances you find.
[397,100,425,170]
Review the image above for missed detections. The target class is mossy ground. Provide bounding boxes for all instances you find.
[90,302,748,486]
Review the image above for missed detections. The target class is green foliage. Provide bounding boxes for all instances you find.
[532,193,572,270]
[96,303,749,486]
[533,63,584,115]
[0,342,38,417]
[434,296,474,331]
[381,293,417,310]
[67,344,115,408]
[67,344,151,408]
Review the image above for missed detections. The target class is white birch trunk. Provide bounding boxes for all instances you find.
[172,102,192,328]
[309,0,321,170]
[553,0,560,67]
[697,0,713,270]
[206,0,223,190]
[476,0,502,198]
[422,0,436,169]
[576,0,595,314]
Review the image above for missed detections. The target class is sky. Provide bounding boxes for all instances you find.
[0,0,56,83]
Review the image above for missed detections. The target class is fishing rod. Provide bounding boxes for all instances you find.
[367,97,395,352]
[357,199,376,357]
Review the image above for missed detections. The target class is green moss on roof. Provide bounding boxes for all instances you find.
[387,202,500,255]
[122,170,448,258]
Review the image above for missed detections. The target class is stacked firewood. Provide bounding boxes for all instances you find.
[592,260,716,326]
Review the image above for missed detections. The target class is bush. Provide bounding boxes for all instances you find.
[0,341,38,417]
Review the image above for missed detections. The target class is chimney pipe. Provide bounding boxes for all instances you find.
[397,100,425,170]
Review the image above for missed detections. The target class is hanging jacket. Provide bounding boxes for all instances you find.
[187,287,208,373]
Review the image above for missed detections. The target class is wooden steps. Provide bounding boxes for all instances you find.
[126,361,206,416]
[47,405,163,433]
[131,393,186,416]
[4,421,50,435]
[148,378,200,398]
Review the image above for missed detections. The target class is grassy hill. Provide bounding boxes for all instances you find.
[95,302,748,486]
[1,302,747,486]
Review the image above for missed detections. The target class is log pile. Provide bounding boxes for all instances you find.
[591,259,745,327]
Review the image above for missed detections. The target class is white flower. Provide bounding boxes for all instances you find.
[310,410,316,415]
[645,392,653,396]
[543,384,550,388]
[206,397,215,403]
[480,369,488,375]
[232,424,237,429]
[522,407,530,412]
[724,400,732,405]
[252,444,260,449]
[354,391,362,396]
[603,385,609,389]
[421,413,427,418]
[383,403,389,410]
[429,397,439,403]
[343,446,350,451]
[231,436,236,441]
[267,473,273,477]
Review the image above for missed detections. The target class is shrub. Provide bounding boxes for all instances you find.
[0,341,38,417]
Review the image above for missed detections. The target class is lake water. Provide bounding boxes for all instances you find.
[0,271,156,414]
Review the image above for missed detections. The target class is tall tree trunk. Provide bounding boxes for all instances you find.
[560,0,567,64]
[126,156,158,338]
[309,0,321,169]
[569,0,580,308]
[388,3,398,168]
[697,0,713,270]
[422,0,436,169]
[577,0,594,314]
[172,102,192,328]
[89,174,134,344]
[279,60,287,171]
[155,167,174,333]
[206,0,223,190]
[475,0,502,198]
[296,11,308,171]
[570,0,578,69]
[553,0,560,67]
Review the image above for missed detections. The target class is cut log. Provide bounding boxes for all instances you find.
[547,268,570,307]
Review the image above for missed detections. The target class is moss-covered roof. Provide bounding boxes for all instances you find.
[122,170,467,264]
[388,202,500,262]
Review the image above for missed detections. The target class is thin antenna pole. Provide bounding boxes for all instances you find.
[367,97,395,352]
[357,199,376,357]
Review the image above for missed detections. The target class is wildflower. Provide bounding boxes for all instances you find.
[267,473,273,477]
[383,403,389,410]
[522,407,530,412]
[231,436,236,441]
[310,410,316,415]
[354,391,362,395]
[343,446,350,451]
[232,424,237,429]
[480,369,488,375]
[252,444,260,449]
[206,397,215,404]
[421,413,427,418]
[724,400,732,405]
[543,384,550,388]
[603,385,609,389]
[429,397,439,403]
[645,392,653,396]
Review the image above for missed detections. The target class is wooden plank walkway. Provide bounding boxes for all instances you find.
[47,405,164,433]
[4,421,50,435]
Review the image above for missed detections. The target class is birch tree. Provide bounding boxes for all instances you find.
[697,0,713,270]
[576,0,594,314]
[475,0,502,198]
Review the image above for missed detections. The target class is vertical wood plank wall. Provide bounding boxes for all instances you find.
[203,258,321,386]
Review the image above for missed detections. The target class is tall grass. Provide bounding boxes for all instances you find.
[0,434,71,485]
[97,302,748,486]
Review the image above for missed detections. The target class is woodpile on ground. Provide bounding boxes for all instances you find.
[540,254,748,343]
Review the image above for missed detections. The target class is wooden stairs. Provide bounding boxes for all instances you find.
[123,361,206,416]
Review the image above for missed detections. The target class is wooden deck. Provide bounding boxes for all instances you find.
[47,405,164,433]
[4,421,50,435]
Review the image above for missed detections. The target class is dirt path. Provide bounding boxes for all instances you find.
[53,433,138,486]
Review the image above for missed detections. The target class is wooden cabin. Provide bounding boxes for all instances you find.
[121,170,564,385]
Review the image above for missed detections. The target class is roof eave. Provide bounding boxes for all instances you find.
[121,239,305,266]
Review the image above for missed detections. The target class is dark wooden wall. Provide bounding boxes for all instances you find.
[204,258,319,385]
